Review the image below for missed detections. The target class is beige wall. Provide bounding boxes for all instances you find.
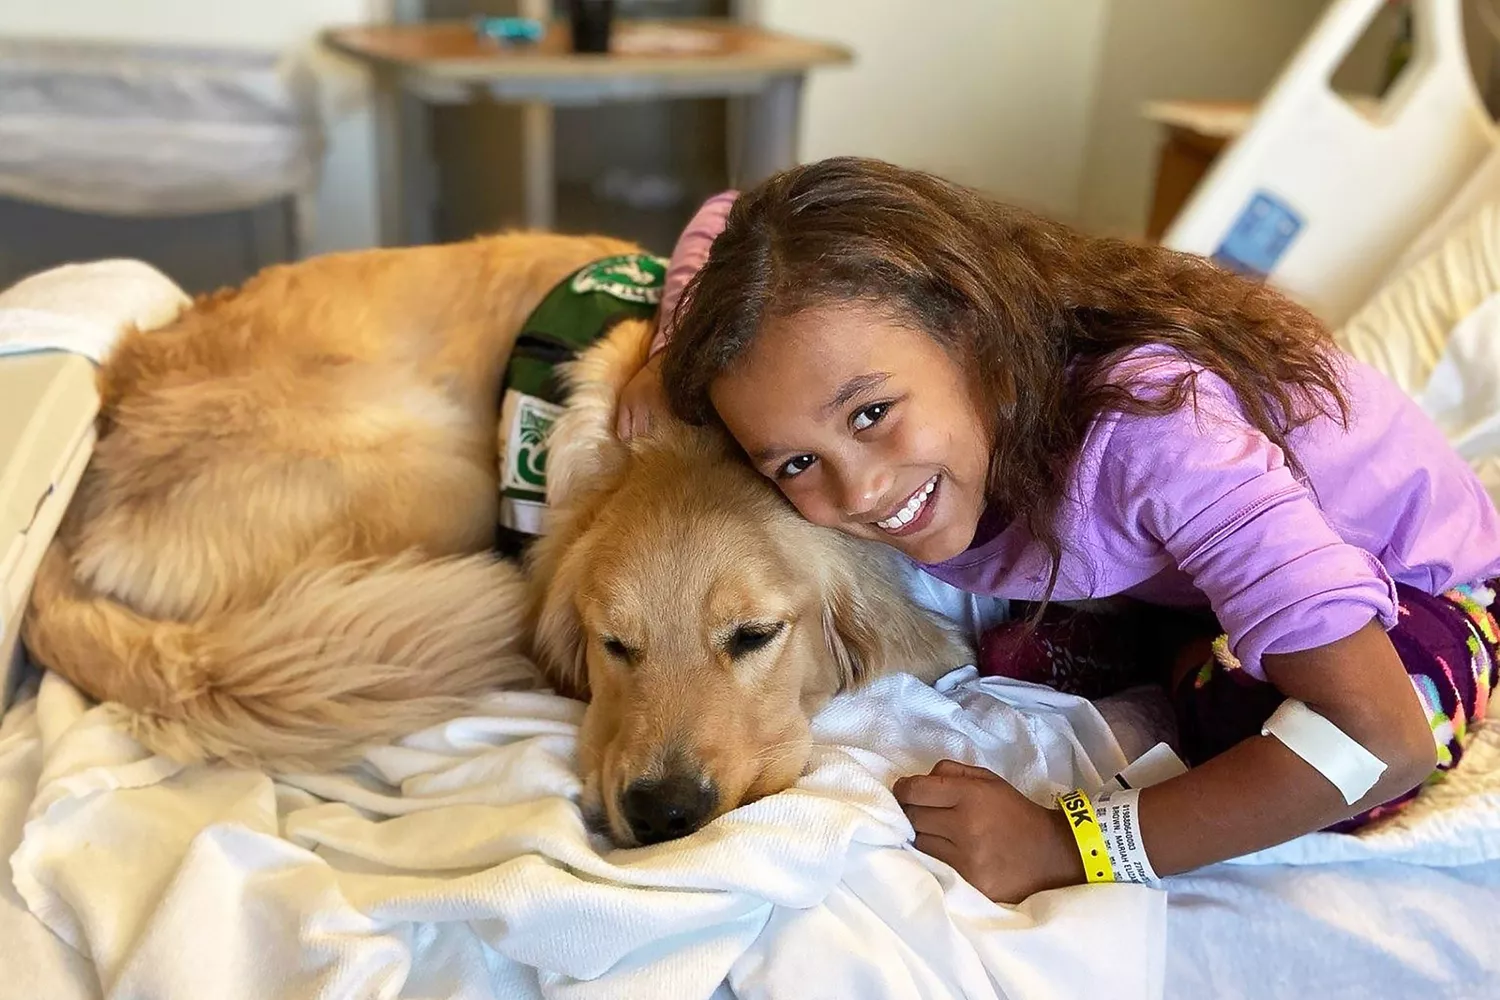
[756,1,1481,240]
[754,0,1341,232]
[756,0,1110,223]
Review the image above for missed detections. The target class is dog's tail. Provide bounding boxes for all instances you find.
[22,542,537,771]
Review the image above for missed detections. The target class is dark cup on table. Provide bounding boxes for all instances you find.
[569,0,615,54]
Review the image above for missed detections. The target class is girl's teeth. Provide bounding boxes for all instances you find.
[878,477,938,532]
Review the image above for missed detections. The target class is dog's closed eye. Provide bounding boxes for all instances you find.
[600,636,637,663]
[724,622,786,659]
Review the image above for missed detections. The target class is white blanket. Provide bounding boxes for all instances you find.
[5,667,1166,1000]
[0,258,188,362]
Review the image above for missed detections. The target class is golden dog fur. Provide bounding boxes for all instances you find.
[23,233,633,768]
[23,233,969,839]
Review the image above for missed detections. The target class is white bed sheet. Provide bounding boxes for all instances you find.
[0,663,1165,1000]
[1164,859,1500,999]
[3,655,1499,1000]
[0,674,96,1000]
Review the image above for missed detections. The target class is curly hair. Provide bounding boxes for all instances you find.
[662,157,1346,594]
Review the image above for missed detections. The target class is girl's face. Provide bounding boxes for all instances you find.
[709,302,993,565]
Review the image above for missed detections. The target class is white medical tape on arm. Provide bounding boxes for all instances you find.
[1260,698,1388,805]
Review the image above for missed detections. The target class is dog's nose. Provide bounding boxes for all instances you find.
[621,774,719,845]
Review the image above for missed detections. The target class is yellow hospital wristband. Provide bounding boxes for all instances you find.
[1056,788,1115,884]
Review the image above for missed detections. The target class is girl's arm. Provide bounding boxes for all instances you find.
[1094,363,1435,872]
[1137,618,1434,874]
[617,191,738,439]
[895,625,1434,903]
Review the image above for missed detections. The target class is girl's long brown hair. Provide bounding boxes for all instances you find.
[662,157,1346,594]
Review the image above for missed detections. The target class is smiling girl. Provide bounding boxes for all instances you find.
[616,157,1500,903]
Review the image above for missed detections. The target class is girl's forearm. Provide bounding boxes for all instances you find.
[1136,620,1436,875]
[1136,731,1428,875]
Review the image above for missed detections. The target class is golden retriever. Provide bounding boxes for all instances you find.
[22,232,969,844]
[528,320,971,845]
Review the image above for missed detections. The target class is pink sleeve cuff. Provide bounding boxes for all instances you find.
[651,190,739,355]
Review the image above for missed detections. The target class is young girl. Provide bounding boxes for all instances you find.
[617,157,1500,904]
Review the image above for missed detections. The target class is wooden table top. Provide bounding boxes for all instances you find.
[1141,95,1384,139]
[324,19,852,80]
[1140,100,1257,140]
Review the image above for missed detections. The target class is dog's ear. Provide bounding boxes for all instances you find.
[525,319,656,699]
[528,532,591,700]
[526,469,616,701]
[819,536,973,692]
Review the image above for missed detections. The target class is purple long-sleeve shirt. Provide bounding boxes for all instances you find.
[655,193,1500,678]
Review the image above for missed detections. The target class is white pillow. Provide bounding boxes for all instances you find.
[1335,200,1500,397]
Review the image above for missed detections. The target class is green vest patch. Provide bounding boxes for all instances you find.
[496,253,666,553]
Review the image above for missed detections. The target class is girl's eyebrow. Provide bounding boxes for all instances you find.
[752,444,792,464]
[820,372,891,417]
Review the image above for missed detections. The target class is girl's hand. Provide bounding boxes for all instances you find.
[617,190,737,441]
[893,760,1084,903]
[615,353,667,440]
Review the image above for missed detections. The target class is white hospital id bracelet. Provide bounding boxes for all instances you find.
[1095,789,1160,886]
[1261,698,1387,805]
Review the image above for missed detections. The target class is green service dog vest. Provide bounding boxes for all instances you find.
[495,252,667,557]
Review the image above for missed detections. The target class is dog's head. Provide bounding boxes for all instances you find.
[527,320,970,847]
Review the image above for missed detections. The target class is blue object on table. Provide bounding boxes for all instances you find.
[474,16,545,45]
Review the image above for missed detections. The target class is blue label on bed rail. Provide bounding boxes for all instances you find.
[1212,191,1302,279]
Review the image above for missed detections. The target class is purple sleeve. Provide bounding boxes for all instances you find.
[650,190,739,356]
[1097,369,1398,680]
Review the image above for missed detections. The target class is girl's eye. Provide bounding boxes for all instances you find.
[778,454,817,479]
[851,402,890,432]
